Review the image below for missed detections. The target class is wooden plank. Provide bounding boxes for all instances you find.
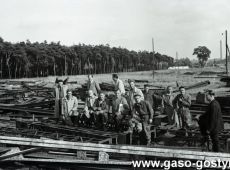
[0,147,41,160]
[3,157,131,165]
[0,136,230,160]
[0,105,54,115]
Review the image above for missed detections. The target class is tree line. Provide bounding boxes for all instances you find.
[0,37,174,79]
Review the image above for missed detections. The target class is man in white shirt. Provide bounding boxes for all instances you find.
[112,74,125,95]
[62,89,78,125]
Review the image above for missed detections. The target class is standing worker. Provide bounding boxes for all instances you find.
[112,74,125,95]
[143,84,156,112]
[173,86,192,134]
[130,94,154,146]
[87,74,101,96]
[198,90,223,152]
[54,78,68,122]
[161,86,179,127]
[62,89,78,126]
[127,80,144,109]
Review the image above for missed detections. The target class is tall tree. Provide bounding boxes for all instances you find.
[193,46,211,67]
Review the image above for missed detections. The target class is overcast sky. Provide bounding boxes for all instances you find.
[0,0,229,59]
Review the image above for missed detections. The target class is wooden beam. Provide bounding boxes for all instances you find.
[0,136,230,161]
[3,157,131,165]
[0,147,41,160]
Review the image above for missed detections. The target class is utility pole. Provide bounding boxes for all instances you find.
[176,51,178,69]
[65,55,67,76]
[152,38,155,79]
[220,40,222,60]
[152,38,155,53]
[225,30,228,75]
[176,51,179,86]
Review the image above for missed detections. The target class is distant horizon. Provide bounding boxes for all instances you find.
[1,36,227,61]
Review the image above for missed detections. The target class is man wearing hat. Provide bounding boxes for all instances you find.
[130,94,154,146]
[198,90,223,152]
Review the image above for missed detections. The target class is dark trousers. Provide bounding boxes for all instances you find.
[198,116,220,152]
[130,115,151,146]
[70,116,79,126]
[139,122,151,145]
[95,112,108,129]
[210,132,219,152]
[62,115,73,126]
[178,107,191,129]
[114,114,124,131]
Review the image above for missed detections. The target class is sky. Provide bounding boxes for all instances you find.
[0,0,229,59]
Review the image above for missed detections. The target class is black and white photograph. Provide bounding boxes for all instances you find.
[0,0,230,169]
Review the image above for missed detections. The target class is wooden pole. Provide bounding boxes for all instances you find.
[152,38,155,53]
[176,51,179,76]
[65,55,67,76]
[226,30,228,75]
[220,40,222,60]
[152,38,155,78]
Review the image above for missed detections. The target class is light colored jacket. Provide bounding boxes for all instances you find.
[113,79,125,94]
[63,96,78,116]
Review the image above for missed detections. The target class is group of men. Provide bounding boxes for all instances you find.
[54,74,223,151]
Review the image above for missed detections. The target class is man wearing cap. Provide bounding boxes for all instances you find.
[93,92,109,130]
[198,90,223,152]
[127,80,144,109]
[143,84,156,112]
[112,74,125,95]
[173,86,192,135]
[62,89,78,126]
[130,94,154,146]
[54,78,69,122]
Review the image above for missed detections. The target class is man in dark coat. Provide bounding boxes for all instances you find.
[93,92,109,130]
[173,86,192,134]
[198,90,223,152]
[143,84,156,112]
[130,94,154,146]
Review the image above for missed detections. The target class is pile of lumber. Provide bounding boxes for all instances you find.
[1,136,230,167]
[15,120,123,144]
[173,80,210,93]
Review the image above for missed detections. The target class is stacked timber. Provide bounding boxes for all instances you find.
[0,136,230,166]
